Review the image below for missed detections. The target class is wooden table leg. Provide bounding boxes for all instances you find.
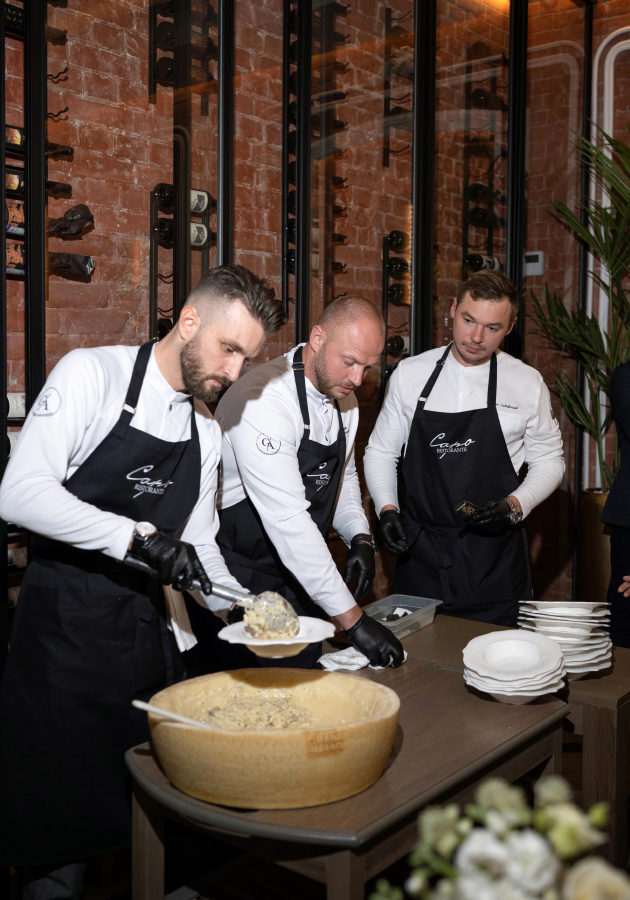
[325,849,366,900]
[132,782,165,900]
[540,726,563,777]
[582,701,629,867]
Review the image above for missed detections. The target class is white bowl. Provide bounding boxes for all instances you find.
[463,659,564,688]
[464,671,565,694]
[463,630,562,680]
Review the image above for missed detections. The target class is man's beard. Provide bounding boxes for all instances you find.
[312,350,355,400]
[180,337,231,404]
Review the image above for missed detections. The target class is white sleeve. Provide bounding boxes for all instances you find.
[512,378,565,518]
[179,419,246,611]
[0,352,136,559]
[332,444,370,545]
[364,365,410,516]
[223,394,356,617]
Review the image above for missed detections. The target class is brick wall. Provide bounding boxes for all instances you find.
[6,0,630,605]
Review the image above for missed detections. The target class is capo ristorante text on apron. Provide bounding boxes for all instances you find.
[217,345,346,669]
[0,341,201,866]
[394,343,531,627]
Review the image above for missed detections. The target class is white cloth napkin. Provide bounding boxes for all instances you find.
[318,646,408,671]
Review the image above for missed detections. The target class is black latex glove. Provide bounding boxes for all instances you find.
[468,499,511,530]
[343,536,376,599]
[227,604,245,625]
[379,509,408,556]
[345,614,405,668]
[131,532,212,594]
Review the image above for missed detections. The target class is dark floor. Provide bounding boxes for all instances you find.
[7,738,618,900]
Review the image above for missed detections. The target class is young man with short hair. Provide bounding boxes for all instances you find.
[364,272,565,626]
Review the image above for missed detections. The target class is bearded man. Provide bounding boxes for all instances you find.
[211,295,404,670]
[0,265,285,898]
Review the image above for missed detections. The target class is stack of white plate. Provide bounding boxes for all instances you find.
[518,601,612,680]
[462,630,566,705]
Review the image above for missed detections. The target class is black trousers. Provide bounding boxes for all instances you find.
[607,525,630,647]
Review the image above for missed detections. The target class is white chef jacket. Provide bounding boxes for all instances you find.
[216,344,370,617]
[364,347,565,518]
[0,344,244,650]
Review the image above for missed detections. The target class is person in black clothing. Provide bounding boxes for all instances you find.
[604,362,630,646]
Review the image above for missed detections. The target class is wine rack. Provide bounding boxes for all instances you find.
[149,182,216,338]
[380,229,411,402]
[461,41,509,280]
[383,7,413,168]
[149,0,216,116]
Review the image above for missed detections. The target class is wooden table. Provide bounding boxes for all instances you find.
[403,616,630,866]
[127,658,567,900]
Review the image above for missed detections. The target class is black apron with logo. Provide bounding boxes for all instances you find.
[394,343,530,626]
[216,346,346,669]
[0,341,201,866]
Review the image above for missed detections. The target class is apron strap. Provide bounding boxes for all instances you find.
[417,342,452,409]
[487,351,498,408]
[119,340,199,441]
[292,345,311,431]
[120,341,157,425]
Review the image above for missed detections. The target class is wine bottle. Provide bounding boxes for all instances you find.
[387,284,409,305]
[5,200,25,237]
[331,261,346,271]
[153,219,215,246]
[4,4,67,41]
[467,183,505,204]
[334,3,350,14]
[190,33,218,59]
[286,219,296,244]
[6,166,72,196]
[152,183,215,213]
[333,31,349,43]
[48,204,95,236]
[154,57,213,90]
[332,204,347,215]
[289,41,298,64]
[8,249,96,278]
[387,24,411,38]
[386,335,409,355]
[470,88,506,112]
[466,254,503,272]
[7,547,27,568]
[469,207,505,228]
[286,249,296,273]
[332,175,347,187]
[157,318,173,339]
[287,191,297,216]
[5,125,74,158]
[7,393,25,419]
[6,431,19,457]
[191,0,218,25]
[49,253,95,277]
[311,136,343,161]
[331,233,346,243]
[388,106,412,130]
[387,256,409,279]
[387,230,409,251]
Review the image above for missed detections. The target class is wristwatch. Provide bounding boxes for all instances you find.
[352,532,376,552]
[129,521,158,557]
[504,496,523,525]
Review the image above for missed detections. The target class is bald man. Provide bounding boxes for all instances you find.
[213,297,404,669]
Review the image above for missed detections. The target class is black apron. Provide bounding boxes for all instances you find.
[216,346,346,669]
[394,343,530,626]
[0,341,201,866]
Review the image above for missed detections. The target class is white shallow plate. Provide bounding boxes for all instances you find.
[218,616,335,647]
[464,672,565,695]
[463,659,564,687]
[520,621,607,636]
[463,630,563,680]
[521,601,610,613]
[519,610,611,623]
[520,627,610,646]
[520,604,610,618]
[565,660,612,674]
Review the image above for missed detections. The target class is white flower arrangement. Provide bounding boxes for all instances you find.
[371,776,629,900]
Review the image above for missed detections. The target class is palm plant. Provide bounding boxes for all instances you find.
[531,126,630,491]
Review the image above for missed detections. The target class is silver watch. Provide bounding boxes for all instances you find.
[134,521,157,540]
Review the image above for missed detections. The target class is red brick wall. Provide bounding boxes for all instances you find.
[6,0,630,605]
